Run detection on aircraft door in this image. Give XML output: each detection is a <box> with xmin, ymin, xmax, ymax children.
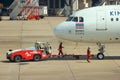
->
<box><xmin>96</xmin><ymin>11</ymin><xmax>107</xmax><ymax>30</ymax></box>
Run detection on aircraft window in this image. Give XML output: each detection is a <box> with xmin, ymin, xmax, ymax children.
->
<box><xmin>116</xmin><ymin>18</ymin><xmax>119</xmax><ymax>21</ymax></box>
<box><xmin>79</xmin><ymin>17</ymin><xmax>84</xmax><ymax>22</ymax></box>
<box><xmin>111</xmin><ymin>18</ymin><xmax>113</xmax><ymax>21</ymax></box>
<box><xmin>66</xmin><ymin>17</ymin><xmax>73</xmax><ymax>21</ymax></box>
<box><xmin>72</xmin><ymin>17</ymin><xmax>78</xmax><ymax>22</ymax></box>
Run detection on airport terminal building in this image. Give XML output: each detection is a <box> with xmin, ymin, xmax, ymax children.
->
<box><xmin>0</xmin><ymin>0</ymin><xmax>120</xmax><ymax>16</ymax></box>
<box><xmin>0</xmin><ymin>0</ymin><xmax>93</xmax><ymax>16</ymax></box>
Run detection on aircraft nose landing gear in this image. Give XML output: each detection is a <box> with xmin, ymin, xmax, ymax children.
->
<box><xmin>97</xmin><ymin>43</ymin><xmax>105</xmax><ymax>60</ymax></box>
<box><xmin>97</xmin><ymin>53</ymin><xmax>104</xmax><ymax>60</ymax></box>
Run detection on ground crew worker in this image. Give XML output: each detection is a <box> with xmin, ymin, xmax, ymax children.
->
<box><xmin>58</xmin><ymin>42</ymin><xmax>64</xmax><ymax>57</ymax></box>
<box><xmin>87</xmin><ymin>47</ymin><xmax>91</xmax><ymax>63</ymax></box>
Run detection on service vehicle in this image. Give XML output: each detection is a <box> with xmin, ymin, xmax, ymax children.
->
<box><xmin>6</xmin><ymin>42</ymin><xmax>52</xmax><ymax>62</ymax></box>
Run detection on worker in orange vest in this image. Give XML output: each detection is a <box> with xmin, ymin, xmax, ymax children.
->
<box><xmin>87</xmin><ymin>47</ymin><xmax>91</xmax><ymax>63</ymax></box>
<box><xmin>58</xmin><ymin>42</ymin><xmax>64</xmax><ymax>57</ymax></box>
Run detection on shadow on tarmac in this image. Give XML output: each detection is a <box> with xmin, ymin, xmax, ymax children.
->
<box><xmin>1</xmin><ymin>55</ymin><xmax>120</xmax><ymax>63</ymax></box>
<box><xmin>48</xmin><ymin>55</ymin><xmax>120</xmax><ymax>60</ymax></box>
<box><xmin>1</xmin><ymin>61</ymin><xmax>29</xmax><ymax>65</ymax></box>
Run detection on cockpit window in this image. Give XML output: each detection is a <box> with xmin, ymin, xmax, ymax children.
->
<box><xmin>66</xmin><ymin>17</ymin><xmax>73</xmax><ymax>21</ymax></box>
<box><xmin>66</xmin><ymin>17</ymin><xmax>78</xmax><ymax>22</ymax></box>
<box><xmin>66</xmin><ymin>16</ymin><xmax>84</xmax><ymax>22</ymax></box>
<box><xmin>79</xmin><ymin>17</ymin><xmax>84</xmax><ymax>22</ymax></box>
<box><xmin>72</xmin><ymin>17</ymin><xmax>78</xmax><ymax>22</ymax></box>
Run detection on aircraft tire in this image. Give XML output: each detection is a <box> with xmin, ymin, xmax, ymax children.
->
<box><xmin>14</xmin><ymin>55</ymin><xmax>22</xmax><ymax>62</ymax></box>
<box><xmin>97</xmin><ymin>53</ymin><xmax>104</xmax><ymax>60</ymax></box>
<box><xmin>33</xmin><ymin>55</ymin><xmax>41</xmax><ymax>61</ymax></box>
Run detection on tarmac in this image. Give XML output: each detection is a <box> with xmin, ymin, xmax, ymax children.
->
<box><xmin>0</xmin><ymin>17</ymin><xmax>120</xmax><ymax>80</ymax></box>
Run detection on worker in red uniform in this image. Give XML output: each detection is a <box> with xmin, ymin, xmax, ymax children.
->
<box><xmin>87</xmin><ymin>47</ymin><xmax>91</xmax><ymax>63</ymax></box>
<box><xmin>58</xmin><ymin>42</ymin><xmax>64</xmax><ymax>57</ymax></box>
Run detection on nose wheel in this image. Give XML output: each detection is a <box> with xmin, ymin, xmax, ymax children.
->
<box><xmin>97</xmin><ymin>42</ymin><xmax>105</xmax><ymax>60</ymax></box>
<box><xmin>97</xmin><ymin>53</ymin><xmax>104</xmax><ymax>60</ymax></box>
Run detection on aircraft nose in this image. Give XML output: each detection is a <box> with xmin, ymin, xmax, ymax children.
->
<box><xmin>54</xmin><ymin>21</ymin><xmax>76</xmax><ymax>41</ymax></box>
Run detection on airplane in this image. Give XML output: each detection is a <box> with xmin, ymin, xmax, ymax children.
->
<box><xmin>54</xmin><ymin>5</ymin><xmax>120</xmax><ymax>60</ymax></box>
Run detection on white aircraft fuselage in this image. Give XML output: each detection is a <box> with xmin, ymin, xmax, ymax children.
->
<box><xmin>54</xmin><ymin>5</ymin><xmax>120</xmax><ymax>43</ymax></box>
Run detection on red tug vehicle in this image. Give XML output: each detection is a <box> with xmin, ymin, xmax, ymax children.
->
<box><xmin>6</xmin><ymin>42</ymin><xmax>52</xmax><ymax>62</ymax></box>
